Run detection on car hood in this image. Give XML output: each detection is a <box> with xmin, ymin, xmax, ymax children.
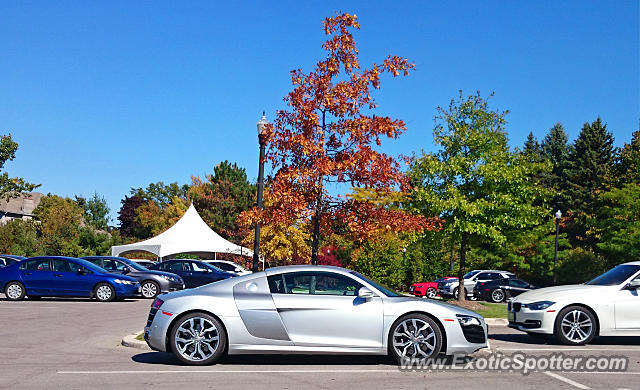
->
<box><xmin>515</xmin><ymin>284</ymin><xmax>616</xmax><ymax>302</ymax></box>
<box><xmin>392</xmin><ymin>296</ymin><xmax>482</xmax><ymax>318</ymax></box>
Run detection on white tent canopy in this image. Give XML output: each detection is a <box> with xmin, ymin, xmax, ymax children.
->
<box><xmin>111</xmin><ymin>204</ymin><xmax>253</xmax><ymax>259</ymax></box>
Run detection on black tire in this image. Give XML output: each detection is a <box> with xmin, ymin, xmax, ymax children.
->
<box><xmin>453</xmin><ymin>287</ymin><xmax>459</xmax><ymax>299</ymax></box>
<box><xmin>388</xmin><ymin>313</ymin><xmax>443</xmax><ymax>364</ymax></box>
<box><xmin>170</xmin><ymin>312</ymin><xmax>227</xmax><ymax>365</ymax></box>
<box><xmin>140</xmin><ymin>281</ymin><xmax>160</xmax><ymax>299</ymax></box>
<box><xmin>554</xmin><ymin>305</ymin><xmax>597</xmax><ymax>345</ymax></box>
<box><xmin>94</xmin><ymin>283</ymin><xmax>116</xmax><ymax>302</ymax></box>
<box><xmin>4</xmin><ymin>281</ymin><xmax>26</xmax><ymax>301</ymax></box>
<box><xmin>490</xmin><ymin>288</ymin><xmax>505</xmax><ymax>303</ymax></box>
<box><xmin>426</xmin><ymin>288</ymin><xmax>437</xmax><ymax>299</ymax></box>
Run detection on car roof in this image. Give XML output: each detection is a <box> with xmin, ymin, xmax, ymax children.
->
<box><xmin>264</xmin><ymin>264</ymin><xmax>352</xmax><ymax>276</ymax></box>
<box><xmin>622</xmin><ymin>261</ymin><xmax>640</xmax><ymax>266</ymax></box>
<box><xmin>0</xmin><ymin>254</ymin><xmax>26</xmax><ymax>260</ymax></box>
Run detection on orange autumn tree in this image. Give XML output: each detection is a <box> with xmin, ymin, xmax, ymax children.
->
<box><xmin>242</xmin><ymin>13</ymin><xmax>439</xmax><ymax>264</ymax></box>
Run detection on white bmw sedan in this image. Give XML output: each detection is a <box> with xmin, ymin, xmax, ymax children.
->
<box><xmin>508</xmin><ymin>261</ymin><xmax>640</xmax><ymax>345</ymax></box>
<box><xmin>144</xmin><ymin>265</ymin><xmax>488</xmax><ymax>365</ymax></box>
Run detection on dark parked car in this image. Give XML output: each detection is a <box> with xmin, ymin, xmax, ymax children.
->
<box><xmin>0</xmin><ymin>256</ymin><xmax>140</xmax><ymax>301</ymax></box>
<box><xmin>81</xmin><ymin>256</ymin><xmax>184</xmax><ymax>299</ymax></box>
<box><xmin>0</xmin><ymin>255</ymin><xmax>25</xmax><ymax>268</ymax></box>
<box><xmin>473</xmin><ymin>277</ymin><xmax>537</xmax><ymax>303</ymax></box>
<box><xmin>149</xmin><ymin>259</ymin><xmax>235</xmax><ymax>288</ymax></box>
<box><xmin>133</xmin><ymin>260</ymin><xmax>156</xmax><ymax>269</ymax></box>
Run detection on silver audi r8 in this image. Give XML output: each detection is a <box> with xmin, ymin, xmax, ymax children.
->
<box><xmin>144</xmin><ymin>265</ymin><xmax>488</xmax><ymax>365</ymax></box>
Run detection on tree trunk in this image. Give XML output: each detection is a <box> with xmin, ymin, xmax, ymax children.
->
<box><xmin>310</xmin><ymin>194</ymin><xmax>322</xmax><ymax>265</ymax></box>
<box><xmin>457</xmin><ymin>232</ymin><xmax>468</xmax><ymax>302</ymax></box>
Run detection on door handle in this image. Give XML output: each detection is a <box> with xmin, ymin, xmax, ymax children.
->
<box><xmin>25</xmin><ymin>272</ymin><xmax>32</xmax><ymax>276</ymax></box>
<box><xmin>54</xmin><ymin>274</ymin><xmax>63</xmax><ymax>277</ymax></box>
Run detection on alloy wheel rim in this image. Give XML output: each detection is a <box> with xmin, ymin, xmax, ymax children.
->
<box><xmin>141</xmin><ymin>283</ymin><xmax>157</xmax><ymax>298</ymax></box>
<box><xmin>392</xmin><ymin>318</ymin><xmax>436</xmax><ymax>359</ymax></box>
<box><xmin>492</xmin><ymin>290</ymin><xmax>504</xmax><ymax>302</ymax></box>
<box><xmin>427</xmin><ymin>288</ymin><xmax>436</xmax><ymax>298</ymax></box>
<box><xmin>7</xmin><ymin>284</ymin><xmax>22</xmax><ymax>299</ymax></box>
<box><xmin>96</xmin><ymin>285</ymin><xmax>112</xmax><ymax>301</ymax></box>
<box><xmin>175</xmin><ymin>317</ymin><xmax>220</xmax><ymax>362</ymax></box>
<box><xmin>560</xmin><ymin>310</ymin><xmax>592</xmax><ymax>343</ymax></box>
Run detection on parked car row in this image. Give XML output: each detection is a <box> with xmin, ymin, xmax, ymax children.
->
<box><xmin>0</xmin><ymin>254</ymin><xmax>250</xmax><ymax>302</ymax></box>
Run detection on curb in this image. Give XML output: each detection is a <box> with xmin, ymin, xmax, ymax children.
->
<box><xmin>121</xmin><ymin>331</ymin><xmax>151</xmax><ymax>350</ymax></box>
<box><xmin>484</xmin><ymin>318</ymin><xmax>508</xmax><ymax>326</ymax></box>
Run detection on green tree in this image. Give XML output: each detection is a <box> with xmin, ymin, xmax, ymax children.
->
<box><xmin>189</xmin><ymin>161</ymin><xmax>256</xmax><ymax>243</ymax></box>
<box><xmin>75</xmin><ymin>192</ymin><xmax>110</xmax><ymax>230</ymax></box>
<box><xmin>351</xmin><ymin>233</ymin><xmax>406</xmax><ymax>290</ymax></box>
<box><xmin>523</xmin><ymin>132</ymin><xmax>544</xmax><ymax>163</ymax></box>
<box><xmin>618</xmin><ymin>129</ymin><xmax>640</xmax><ymax>184</ymax></box>
<box><xmin>0</xmin><ymin>219</ymin><xmax>44</xmax><ymax>256</ymax></box>
<box><xmin>541</xmin><ymin>123</ymin><xmax>571</xmax><ymax>212</ymax></box>
<box><xmin>409</xmin><ymin>91</ymin><xmax>549</xmax><ymax>301</ymax></box>
<box><xmin>0</xmin><ymin>134</ymin><xmax>39</xmax><ymax>199</ymax></box>
<box><xmin>33</xmin><ymin>195</ymin><xmax>85</xmax><ymax>256</ymax></box>
<box><xmin>131</xmin><ymin>181</ymin><xmax>188</xmax><ymax>207</ymax></box>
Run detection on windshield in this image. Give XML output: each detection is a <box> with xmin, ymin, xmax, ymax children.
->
<box><xmin>118</xmin><ymin>257</ymin><xmax>149</xmax><ymax>272</ymax></box>
<box><xmin>74</xmin><ymin>258</ymin><xmax>109</xmax><ymax>273</ymax></box>
<box><xmin>200</xmin><ymin>262</ymin><xmax>224</xmax><ymax>273</ymax></box>
<box><xmin>350</xmin><ymin>271</ymin><xmax>401</xmax><ymax>297</ymax></box>
<box><xmin>464</xmin><ymin>270</ymin><xmax>480</xmax><ymax>279</ymax></box>
<box><xmin>585</xmin><ymin>264</ymin><xmax>640</xmax><ymax>286</ymax></box>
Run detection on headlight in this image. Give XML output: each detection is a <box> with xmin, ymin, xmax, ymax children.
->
<box><xmin>456</xmin><ymin>314</ymin><xmax>482</xmax><ymax>326</ymax></box>
<box><xmin>114</xmin><ymin>279</ymin><xmax>135</xmax><ymax>285</ymax></box>
<box><xmin>160</xmin><ymin>275</ymin><xmax>178</xmax><ymax>283</ymax></box>
<box><xmin>523</xmin><ymin>301</ymin><xmax>555</xmax><ymax>310</ymax></box>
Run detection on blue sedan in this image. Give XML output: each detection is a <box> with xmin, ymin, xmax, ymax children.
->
<box><xmin>149</xmin><ymin>259</ymin><xmax>235</xmax><ymax>288</ymax></box>
<box><xmin>0</xmin><ymin>256</ymin><xmax>140</xmax><ymax>302</ymax></box>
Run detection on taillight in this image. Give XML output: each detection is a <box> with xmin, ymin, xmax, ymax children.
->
<box><xmin>151</xmin><ymin>297</ymin><xmax>164</xmax><ymax>310</ymax></box>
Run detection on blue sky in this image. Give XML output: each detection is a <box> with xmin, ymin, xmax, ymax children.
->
<box><xmin>2</xmin><ymin>1</ymin><xmax>638</xmax><ymax>222</ymax></box>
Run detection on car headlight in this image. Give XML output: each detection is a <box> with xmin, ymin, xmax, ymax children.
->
<box><xmin>523</xmin><ymin>301</ymin><xmax>555</xmax><ymax>310</ymax></box>
<box><xmin>456</xmin><ymin>314</ymin><xmax>482</xmax><ymax>327</ymax></box>
<box><xmin>160</xmin><ymin>275</ymin><xmax>179</xmax><ymax>283</ymax></box>
<box><xmin>114</xmin><ymin>279</ymin><xmax>135</xmax><ymax>285</ymax></box>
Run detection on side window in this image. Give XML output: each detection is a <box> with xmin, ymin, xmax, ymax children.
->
<box><xmin>103</xmin><ymin>259</ymin><xmax>127</xmax><ymax>271</ymax></box>
<box><xmin>22</xmin><ymin>259</ymin><xmax>51</xmax><ymax>271</ymax></box>
<box><xmin>476</xmin><ymin>273</ymin><xmax>490</xmax><ymax>280</ymax></box>
<box><xmin>268</xmin><ymin>274</ymin><xmax>286</xmax><ymax>294</ymax></box>
<box><xmin>215</xmin><ymin>262</ymin><xmax>235</xmax><ymax>271</ymax></box>
<box><xmin>166</xmin><ymin>262</ymin><xmax>184</xmax><ymax>272</ymax></box>
<box><xmin>314</xmin><ymin>273</ymin><xmax>363</xmax><ymax>296</ymax></box>
<box><xmin>284</xmin><ymin>273</ymin><xmax>312</xmax><ymax>294</ymax></box>
<box><xmin>85</xmin><ymin>258</ymin><xmax>102</xmax><ymax>268</ymax></box>
<box><xmin>52</xmin><ymin>259</ymin><xmax>74</xmax><ymax>273</ymax></box>
<box><xmin>191</xmin><ymin>262</ymin><xmax>210</xmax><ymax>272</ymax></box>
<box><xmin>509</xmin><ymin>279</ymin><xmax>529</xmax><ymax>288</ymax></box>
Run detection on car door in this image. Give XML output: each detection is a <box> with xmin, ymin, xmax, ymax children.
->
<box><xmin>615</xmin><ymin>276</ymin><xmax>640</xmax><ymax>330</ymax></box>
<box><xmin>269</xmin><ymin>271</ymin><xmax>384</xmax><ymax>348</ymax></box>
<box><xmin>189</xmin><ymin>261</ymin><xmax>222</xmax><ymax>286</ymax></box>
<box><xmin>103</xmin><ymin>258</ymin><xmax>128</xmax><ymax>275</ymax></box>
<box><xmin>52</xmin><ymin>259</ymin><xmax>95</xmax><ymax>296</ymax></box>
<box><xmin>18</xmin><ymin>259</ymin><xmax>54</xmax><ymax>295</ymax></box>
<box><xmin>164</xmin><ymin>261</ymin><xmax>192</xmax><ymax>287</ymax></box>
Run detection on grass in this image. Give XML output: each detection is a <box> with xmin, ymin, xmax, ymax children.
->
<box><xmin>472</xmin><ymin>302</ymin><xmax>508</xmax><ymax>319</ymax></box>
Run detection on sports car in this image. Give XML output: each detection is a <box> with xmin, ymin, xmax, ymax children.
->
<box><xmin>144</xmin><ymin>265</ymin><xmax>488</xmax><ymax>365</ymax></box>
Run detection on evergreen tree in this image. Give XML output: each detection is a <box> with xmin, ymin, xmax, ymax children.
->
<box><xmin>619</xmin><ymin>129</ymin><xmax>640</xmax><ymax>184</ymax></box>
<box><xmin>541</xmin><ymin>123</ymin><xmax>571</xmax><ymax>212</ymax></box>
<box><xmin>523</xmin><ymin>132</ymin><xmax>544</xmax><ymax>163</ymax></box>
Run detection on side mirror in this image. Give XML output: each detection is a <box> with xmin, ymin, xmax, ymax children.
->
<box><xmin>122</xmin><ymin>268</ymin><xmax>130</xmax><ymax>274</ymax></box>
<box><xmin>76</xmin><ymin>268</ymin><xmax>86</xmax><ymax>275</ymax></box>
<box><xmin>628</xmin><ymin>280</ymin><xmax>640</xmax><ymax>289</ymax></box>
<box><xmin>358</xmin><ymin>287</ymin><xmax>375</xmax><ymax>299</ymax></box>
<box><xmin>234</xmin><ymin>268</ymin><xmax>241</xmax><ymax>273</ymax></box>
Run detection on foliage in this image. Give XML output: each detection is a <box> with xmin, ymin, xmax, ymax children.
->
<box><xmin>131</xmin><ymin>181</ymin><xmax>188</xmax><ymax>207</ymax></box>
<box><xmin>0</xmin><ymin>219</ymin><xmax>43</xmax><ymax>256</ymax></box>
<box><xmin>243</xmin><ymin>221</ymin><xmax>311</xmax><ymax>266</ymax></box>
<box><xmin>0</xmin><ymin>134</ymin><xmax>39</xmax><ymax>199</ymax></box>
<box><xmin>618</xmin><ymin>130</ymin><xmax>640</xmax><ymax>184</ymax></box>
<box><xmin>118</xmin><ymin>195</ymin><xmax>144</xmax><ymax>238</ymax></box>
<box><xmin>241</xmin><ymin>12</ymin><xmax>434</xmax><ymax>265</ymax></box>
<box><xmin>555</xmin><ymin>247</ymin><xmax>605</xmax><ymax>284</ymax></box>
<box><xmin>189</xmin><ymin>161</ymin><xmax>256</xmax><ymax>243</ymax></box>
<box><xmin>75</xmin><ymin>192</ymin><xmax>110</xmax><ymax>230</ymax></box>
<box><xmin>351</xmin><ymin>233</ymin><xmax>406</xmax><ymax>289</ymax></box>
<box><xmin>409</xmin><ymin>91</ymin><xmax>550</xmax><ymax>299</ymax></box>
<box><xmin>135</xmin><ymin>197</ymin><xmax>188</xmax><ymax>238</ymax></box>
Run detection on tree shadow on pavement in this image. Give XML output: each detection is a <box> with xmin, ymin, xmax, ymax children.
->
<box><xmin>490</xmin><ymin>331</ymin><xmax>640</xmax><ymax>346</ymax></box>
<box><xmin>133</xmin><ymin>352</ymin><xmax>394</xmax><ymax>366</ymax></box>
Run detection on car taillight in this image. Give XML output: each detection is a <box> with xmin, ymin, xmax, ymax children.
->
<box><xmin>151</xmin><ymin>297</ymin><xmax>164</xmax><ymax>310</ymax></box>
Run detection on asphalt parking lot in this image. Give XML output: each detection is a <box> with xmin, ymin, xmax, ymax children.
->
<box><xmin>0</xmin><ymin>297</ymin><xmax>638</xmax><ymax>390</ymax></box>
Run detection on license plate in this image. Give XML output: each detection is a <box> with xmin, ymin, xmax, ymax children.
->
<box><xmin>508</xmin><ymin>311</ymin><xmax>515</xmax><ymax>322</ymax></box>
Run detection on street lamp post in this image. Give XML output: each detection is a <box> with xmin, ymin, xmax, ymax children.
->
<box><xmin>553</xmin><ymin>210</ymin><xmax>562</xmax><ymax>285</ymax></box>
<box><xmin>252</xmin><ymin>112</ymin><xmax>269</xmax><ymax>273</ymax></box>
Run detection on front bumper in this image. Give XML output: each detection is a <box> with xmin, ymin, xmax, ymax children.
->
<box><xmin>115</xmin><ymin>283</ymin><xmax>141</xmax><ymax>298</ymax></box>
<box><xmin>443</xmin><ymin>318</ymin><xmax>488</xmax><ymax>355</ymax></box>
<box><xmin>507</xmin><ymin>304</ymin><xmax>556</xmax><ymax>334</ymax></box>
<box><xmin>160</xmin><ymin>280</ymin><xmax>185</xmax><ymax>293</ymax></box>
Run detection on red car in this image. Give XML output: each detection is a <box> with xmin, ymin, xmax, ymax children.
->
<box><xmin>410</xmin><ymin>277</ymin><xmax>457</xmax><ymax>298</ymax></box>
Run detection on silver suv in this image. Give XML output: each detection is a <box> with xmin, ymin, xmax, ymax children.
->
<box><xmin>437</xmin><ymin>270</ymin><xmax>515</xmax><ymax>300</ymax></box>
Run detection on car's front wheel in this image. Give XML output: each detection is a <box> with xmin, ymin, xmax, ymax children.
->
<box><xmin>389</xmin><ymin>314</ymin><xmax>442</xmax><ymax>363</ymax></box>
<box><xmin>554</xmin><ymin>306</ymin><xmax>596</xmax><ymax>345</ymax></box>
<box><xmin>426</xmin><ymin>288</ymin><xmax>437</xmax><ymax>299</ymax></box>
<box><xmin>94</xmin><ymin>283</ymin><xmax>115</xmax><ymax>302</ymax></box>
<box><xmin>140</xmin><ymin>281</ymin><xmax>159</xmax><ymax>299</ymax></box>
<box><xmin>5</xmin><ymin>281</ymin><xmax>25</xmax><ymax>301</ymax></box>
<box><xmin>170</xmin><ymin>312</ymin><xmax>227</xmax><ymax>365</ymax></box>
<box><xmin>490</xmin><ymin>288</ymin><xmax>505</xmax><ymax>303</ymax></box>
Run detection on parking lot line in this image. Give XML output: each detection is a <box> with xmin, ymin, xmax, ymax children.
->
<box><xmin>544</xmin><ymin>371</ymin><xmax>590</xmax><ymax>389</ymax></box>
<box><xmin>496</xmin><ymin>347</ymin><xmax>640</xmax><ymax>352</ymax></box>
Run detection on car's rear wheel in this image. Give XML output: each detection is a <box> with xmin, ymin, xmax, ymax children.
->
<box><xmin>140</xmin><ymin>281</ymin><xmax>159</xmax><ymax>299</ymax></box>
<box><xmin>5</xmin><ymin>281</ymin><xmax>25</xmax><ymax>301</ymax></box>
<box><xmin>554</xmin><ymin>306</ymin><xmax>596</xmax><ymax>345</ymax></box>
<box><xmin>389</xmin><ymin>314</ymin><xmax>442</xmax><ymax>363</ymax></box>
<box><xmin>426</xmin><ymin>288</ymin><xmax>437</xmax><ymax>299</ymax></box>
<box><xmin>490</xmin><ymin>288</ymin><xmax>505</xmax><ymax>303</ymax></box>
<box><xmin>94</xmin><ymin>283</ymin><xmax>115</xmax><ymax>302</ymax></box>
<box><xmin>170</xmin><ymin>312</ymin><xmax>226</xmax><ymax>365</ymax></box>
